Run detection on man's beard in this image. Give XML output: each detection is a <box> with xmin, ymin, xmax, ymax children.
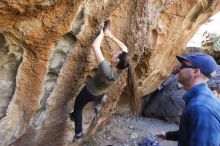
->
<box><xmin>178</xmin><ymin>73</ymin><xmax>191</xmax><ymax>87</ymax></box>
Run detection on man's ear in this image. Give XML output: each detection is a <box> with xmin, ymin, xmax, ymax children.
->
<box><xmin>193</xmin><ymin>69</ymin><xmax>201</xmax><ymax>76</ymax></box>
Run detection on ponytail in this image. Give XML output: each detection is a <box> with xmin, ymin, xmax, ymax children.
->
<box><xmin>127</xmin><ymin>64</ymin><xmax>141</xmax><ymax>117</ymax></box>
<box><xmin>116</xmin><ymin>52</ymin><xmax>141</xmax><ymax>116</ymax></box>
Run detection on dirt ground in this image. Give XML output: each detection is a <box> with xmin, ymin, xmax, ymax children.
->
<box><xmin>83</xmin><ymin>113</ymin><xmax>178</xmax><ymax>146</ymax></box>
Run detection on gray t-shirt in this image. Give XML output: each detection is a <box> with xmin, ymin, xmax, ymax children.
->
<box><xmin>86</xmin><ymin>60</ymin><xmax>121</xmax><ymax>96</ymax></box>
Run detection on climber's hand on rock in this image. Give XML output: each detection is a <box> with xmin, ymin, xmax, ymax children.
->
<box><xmin>104</xmin><ymin>29</ymin><xmax>113</xmax><ymax>39</ymax></box>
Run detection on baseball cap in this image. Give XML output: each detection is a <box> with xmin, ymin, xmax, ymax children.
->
<box><xmin>176</xmin><ymin>53</ymin><xmax>218</xmax><ymax>78</ymax></box>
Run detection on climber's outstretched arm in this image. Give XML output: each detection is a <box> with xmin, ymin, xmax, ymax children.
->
<box><xmin>92</xmin><ymin>30</ymin><xmax>105</xmax><ymax>64</ymax></box>
<box><xmin>104</xmin><ymin>29</ymin><xmax>128</xmax><ymax>53</ymax></box>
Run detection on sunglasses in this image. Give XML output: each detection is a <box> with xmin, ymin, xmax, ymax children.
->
<box><xmin>179</xmin><ymin>63</ymin><xmax>198</xmax><ymax>69</ymax></box>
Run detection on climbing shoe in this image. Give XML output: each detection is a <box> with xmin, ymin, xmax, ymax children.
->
<box><xmin>73</xmin><ymin>132</ymin><xmax>85</xmax><ymax>142</ymax></box>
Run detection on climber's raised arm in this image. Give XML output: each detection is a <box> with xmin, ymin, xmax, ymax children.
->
<box><xmin>92</xmin><ymin>30</ymin><xmax>105</xmax><ymax>64</ymax></box>
<box><xmin>104</xmin><ymin>28</ymin><xmax>128</xmax><ymax>53</ymax></box>
<box><xmin>103</xmin><ymin>21</ymin><xmax>128</xmax><ymax>53</ymax></box>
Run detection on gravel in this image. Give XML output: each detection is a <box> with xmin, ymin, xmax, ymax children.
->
<box><xmin>83</xmin><ymin>113</ymin><xmax>178</xmax><ymax>146</ymax></box>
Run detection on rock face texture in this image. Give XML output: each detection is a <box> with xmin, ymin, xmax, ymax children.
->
<box><xmin>142</xmin><ymin>74</ymin><xmax>185</xmax><ymax>124</ymax></box>
<box><xmin>0</xmin><ymin>0</ymin><xmax>220</xmax><ymax>145</ymax></box>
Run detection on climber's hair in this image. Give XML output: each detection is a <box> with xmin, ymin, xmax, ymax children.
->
<box><xmin>117</xmin><ymin>51</ymin><xmax>129</xmax><ymax>70</ymax></box>
<box><xmin>117</xmin><ymin>52</ymin><xmax>141</xmax><ymax>116</ymax></box>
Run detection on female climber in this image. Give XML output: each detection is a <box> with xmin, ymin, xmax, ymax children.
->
<box><xmin>69</xmin><ymin>20</ymin><xmax>139</xmax><ymax>141</ymax></box>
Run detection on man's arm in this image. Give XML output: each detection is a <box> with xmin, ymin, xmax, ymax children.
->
<box><xmin>155</xmin><ymin>130</ymin><xmax>178</xmax><ymax>141</ymax></box>
<box><xmin>165</xmin><ymin>130</ymin><xmax>179</xmax><ymax>141</ymax></box>
<box><xmin>188</xmin><ymin>106</ymin><xmax>219</xmax><ymax>146</ymax></box>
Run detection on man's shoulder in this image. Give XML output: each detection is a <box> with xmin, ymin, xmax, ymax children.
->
<box><xmin>187</xmin><ymin>90</ymin><xmax>215</xmax><ymax>104</ymax></box>
<box><xmin>187</xmin><ymin>93</ymin><xmax>220</xmax><ymax>113</ymax></box>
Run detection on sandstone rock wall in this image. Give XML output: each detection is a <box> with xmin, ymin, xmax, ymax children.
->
<box><xmin>0</xmin><ymin>0</ymin><xmax>219</xmax><ymax>145</ymax></box>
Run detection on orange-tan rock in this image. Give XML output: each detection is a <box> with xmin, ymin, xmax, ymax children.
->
<box><xmin>0</xmin><ymin>0</ymin><xmax>219</xmax><ymax>145</ymax></box>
